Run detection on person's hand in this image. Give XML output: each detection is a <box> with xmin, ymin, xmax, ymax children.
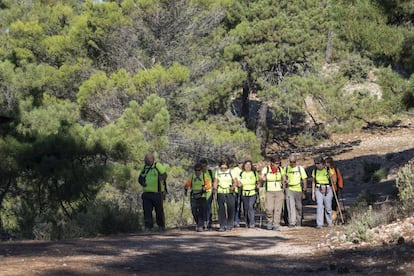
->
<box><xmin>312</xmin><ymin>193</ymin><xmax>315</xmax><ymax>202</ymax></box>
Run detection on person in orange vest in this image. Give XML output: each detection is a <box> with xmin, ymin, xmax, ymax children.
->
<box><xmin>184</xmin><ymin>163</ymin><xmax>211</xmax><ymax>232</ymax></box>
<box><xmin>325</xmin><ymin>156</ymin><xmax>344</xmax><ymax>223</ymax></box>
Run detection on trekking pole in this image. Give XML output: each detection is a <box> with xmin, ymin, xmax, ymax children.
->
<box><xmin>332</xmin><ymin>187</ymin><xmax>344</xmax><ymax>224</ymax></box>
<box><xmin>178</xmin><ymin>192</ymin><xmax>186</xmax><ymax>230</ymax></box>
<box><xmin>212</xmin><ymin>191</ymin><xmax>219</xmax><ymax>228</ymax></box>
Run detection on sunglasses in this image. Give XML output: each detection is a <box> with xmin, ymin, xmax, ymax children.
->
<box><xmin>195</xmin><ymin>169</ymin><xmax>201</xmax><ymax>172</ymax></box>
<box><xmin>220</xmin><ymin>166</ymin><xmax>228</xmax><ymax>170</ymax></box>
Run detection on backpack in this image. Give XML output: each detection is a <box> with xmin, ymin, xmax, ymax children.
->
<box><xmin>332</xmin><ymin>166</ymin><xmax>343</xmax><ymax>189</ymax></box>
<box><xmin>139</xmin><ymin>162</ymin><xmax>168</xmax><ymax>193</ymax></box>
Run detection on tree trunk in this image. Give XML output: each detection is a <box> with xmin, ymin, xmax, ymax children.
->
<box><xmin>325</xmin><ymin>30</ymin><xmax>334</xmax><ymax>63</ymax></box>
<box><xmin>256</xmin><ymin>102</ymin><xmax>268</xmax><ymax>156</ymax></box>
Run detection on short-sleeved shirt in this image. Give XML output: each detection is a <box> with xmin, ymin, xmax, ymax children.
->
<box><xmin>312</xmin><ymin>167</ymin><xmax>331</xmax><ymax>186</ymax></box>
<box><xmin>286</xmin><ymin>165</ymin><xmax>307</xmax><ymax>192</ymax></box>
<box><xmin>261</xmin><ymin>166</ymin><xmax>285</xmax><ymax>192</ymax></box>
<box><xmin>215</xmin><ymin>169</ymin><xmax>233</xmax><ymax>194</ymax></box>
<box><xmin>139</xmin><ymin>162</ymin><xmax>166</xmax><ymax>193</ymax></box>
<box><xmin>239</xmin><ymin>171</ymin><xmax>258</xmax><ymax>196</ymax></box>
<box><xmin>185</xmin><ymin>174</ymin><xmax>211</xmax><ymax>198</ymax></box>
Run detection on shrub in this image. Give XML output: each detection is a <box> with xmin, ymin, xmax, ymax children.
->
<box><xmin>372</xmin><ymin>168</ymin><xmax>387</xmax><ymax>182</ymax></box>
<box><xmin>396</xmin><ymin>160</ymin><xmax>414</xmax><ymax>216</ymax></box>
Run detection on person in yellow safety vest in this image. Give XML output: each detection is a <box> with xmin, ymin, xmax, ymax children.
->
<box><xmin>325</xmin><ymin>156</ymin><xmax>343</xmax><ymax>223</ymax></box>
<box><xmin>285</xmin><ymin>154</ymin><xmax>308</xmax><ymax>228</ymax></box>
<box><xmin>232</xmin><ymin>159</ymin><xmax>244</xmax><ymax>227</ymax></box>
<box><xmin>311</xmin><ymin>156</ymin><xmax>336</xmax><ymax>229</ymax></box>
<box><xmin>200</xmin><ymin>159</ymin><xmax>214</xmax><ymax>230</ymax></box>
<box><xmin>260</xmin><ymin>155</ymin><xmax>287</xmax><ymax>231</ymax></box>
<box><xmin>185</xmin><ymin>163</ymin><xmax>211</xmax><ymax>232</ymax></box>
<box><xmin>213</xmin><ymin>160</ymin><xmax>235</xmax><ymax>232</ymax></box>
<box><xmin>138</xmin><ymin>152</ymin><xmax>168</xmax><ymax>232</ymax></box>
<box><xmin>238</xmin><ymin>160</ymin><xmax>260</xmax><ymax>228</ymax></box>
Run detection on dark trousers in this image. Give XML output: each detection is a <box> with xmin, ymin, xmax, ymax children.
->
<box><xmin>234</xmin><ymin>192</ymin><xmax>242</xmax><ymax>226</ymax></box>
<box><xmin>191</xmin><ymin>197</ymin><xmax>207</xmax><ymax>228</ymax></box>
<box><xmin>217</xmin><ymin>193</ymin><xmax>235</xmax><ymax>229</ymax></box>
<box><xmin>205</xmin><ymin>193</ymin><xmax>213</xmax><ymax>227</ymax></box>
<box><xmin>241</xmin><ymin>195</ymin><xmax>257</xmax><ymax>227</ymax></box>
<box><xmin>142</xmin><ymin>192</ymin><xmax>165</xmax><ymax>229</ymax></box>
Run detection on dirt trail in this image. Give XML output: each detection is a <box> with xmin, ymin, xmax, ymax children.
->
<box><xmin>1</xmin><ymin>120</ymin><xmax>414</xmax><ymax>275</ymax></box>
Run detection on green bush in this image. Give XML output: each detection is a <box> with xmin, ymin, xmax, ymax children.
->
<box><xmin>345</xmin><ymin>205</ymin><xmax>374</xmax><ymax>242</ymax></box>
<box><xmin>372</xmin><ymin>168</ymin><xmax>387</xmax><ymax>182</ymax></box>
<box><xmin>396</xmin><ymin>160</ymin><xmax>414</xmax><ymax>216</ymax></box>
<box><xmin>339</xmin><ymin>54</ymin><xmax>373</xmax><ymax>83</ymax></box>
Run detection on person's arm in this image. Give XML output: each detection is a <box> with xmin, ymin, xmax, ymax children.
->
<box><xmin>301</xmin><ymin>166</ymin><xmax>308</xmax><ymax>191</ymax></box>
<box><xmin>155</xmin><ymin>163</ymin><xmax>167</xmax><ymax>181</ymax></box>
<box><xmin>213</xmin><ymin>177</ymin><xmax>218</xmax><ymax>191</ymax></box>
<box><xmin>184</xmin><ymin>178</ymin><xmax>191</xmax><ymax>195</ymax></box>
<box><xmin>204</xmin><ymin>178</ymin><xmax>211</xmax><ymax>191</ymax></box>
<box><xmin>311</xmin><ymin>177</ymin><xmax>316</xmax><ymax>201</ymax></box>
<box><xmin>260</xmin><ymin>167</ymin><xmax>267</xmax><ymax>182</ymax></box>
<box><xmin>281</xmin><ymin>174</ymin><xmax>287</xmax><ymax>189</ymax></box>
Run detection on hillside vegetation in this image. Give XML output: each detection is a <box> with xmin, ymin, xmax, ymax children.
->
<box><xmin>0</xmin><ymin>0</ymin><xmax>413</xmax><ymax>239</ymax></box>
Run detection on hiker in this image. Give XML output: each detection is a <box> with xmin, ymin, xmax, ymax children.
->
<box><xmin>325</xmin><ymin>156</ymin><xmax>344</xmax><ymax>224</ymax></box>
<box><xmin>238</xmin><ymin>160</ymin><xmax>260</xmax><ymax>228</ymax></box>
<box><xmin>138</xmin><ymin>152</ymin><xmax>168</xmax><ymax>232</ymax></box>
<box><xmin>232</xmin><ymin>159</ymin><xmax>244</xmax><ymax>227</ymax></box>
<box><xmin>285</xmin><ymin>154</ymin><xmax>308</xmax><ymax>227</ymax></box>
<box><xmin>311</xmin><ymin>156</ymin><xmax>336</xmax><ymax>228</ymax></box>
<box><xmin>260</xmin><ymin>155</ymin><xmax>287</xmax><ymax>231</ymax></box>
<box><xmin>200</xmin><ymin>159</ymin><xmax>214</xmax><ymax>230</ymax></box>
<box><xmin>213</xmin><ymin>160</ymin><xmax>235</xmax><ymax>232</ymax></box>
<box><xmin>185</xmin><ymin>163</ymin><xmax>211</xmax><ymax>232</ymax></box>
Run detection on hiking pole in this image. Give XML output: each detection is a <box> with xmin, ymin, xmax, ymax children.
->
<box><xmin>332</xmin><ymin>187</ymin><xmax>344</xmax><ymax>224</ymax></box>
<box><xmin>212</xmin><ymin>190</ymin><xmax>219</xmax><ymax>228</ymax></box>
<box><xmin>178</xmin><ymin>191</ymin><xmax>186</xmax><ymax>230</ymax></box>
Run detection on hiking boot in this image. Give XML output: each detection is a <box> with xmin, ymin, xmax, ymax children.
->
<box><xmin>144</xmin><ymin>227</ymin><xmax>152</xmax><ymax>233</ymax></box>
<box><xmin>158</xmin><ymin>226</ymin><xmax>166</xmax><ymax>232</ymax></box>
<box><xmin>218</xmin><ymin>228</ymin><xmax>226</xmax><ymax>232</ymax></box>
<box><xmin>249</xmin><ymin>224</ymin><xmax>256</xmax><ymax>228</ymax></box>
<box><xmin>316</xmin><ymin>225</ymin><xmax>322</xmax><ymax>229</ymax></box>
<box><xmin>227</xmin><ymin>227</ymin><xmax>233</xmax><ymax>231</ymax></box>
<box><xmin>234</xmin><ymin>223</ymin><xmax>240</xmax><ymax>228</ymax></box>
<box><xmin>196</xmin><ymin>227</ymin><xmax>203</xmax><ymax>232</ymax></box>
<box><xmin>272</xmin><ymin>226</ymin><xmax>280</xmax><ymax>231</ymax></box>
<box><xmin>266</xmin><ymin>223</ymin><xmax>273</xmax><ymax>230</ymax></box>
<box><xmin>288</xmin><ymin>224</ymin><xmax>295</xmax><ymax>228</ymax></box>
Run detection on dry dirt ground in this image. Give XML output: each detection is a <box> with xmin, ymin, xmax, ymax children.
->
<box><xmin>1</xmin><ymin>118</ymin><xmax>414</xmax><ymax>275</ymax></box>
